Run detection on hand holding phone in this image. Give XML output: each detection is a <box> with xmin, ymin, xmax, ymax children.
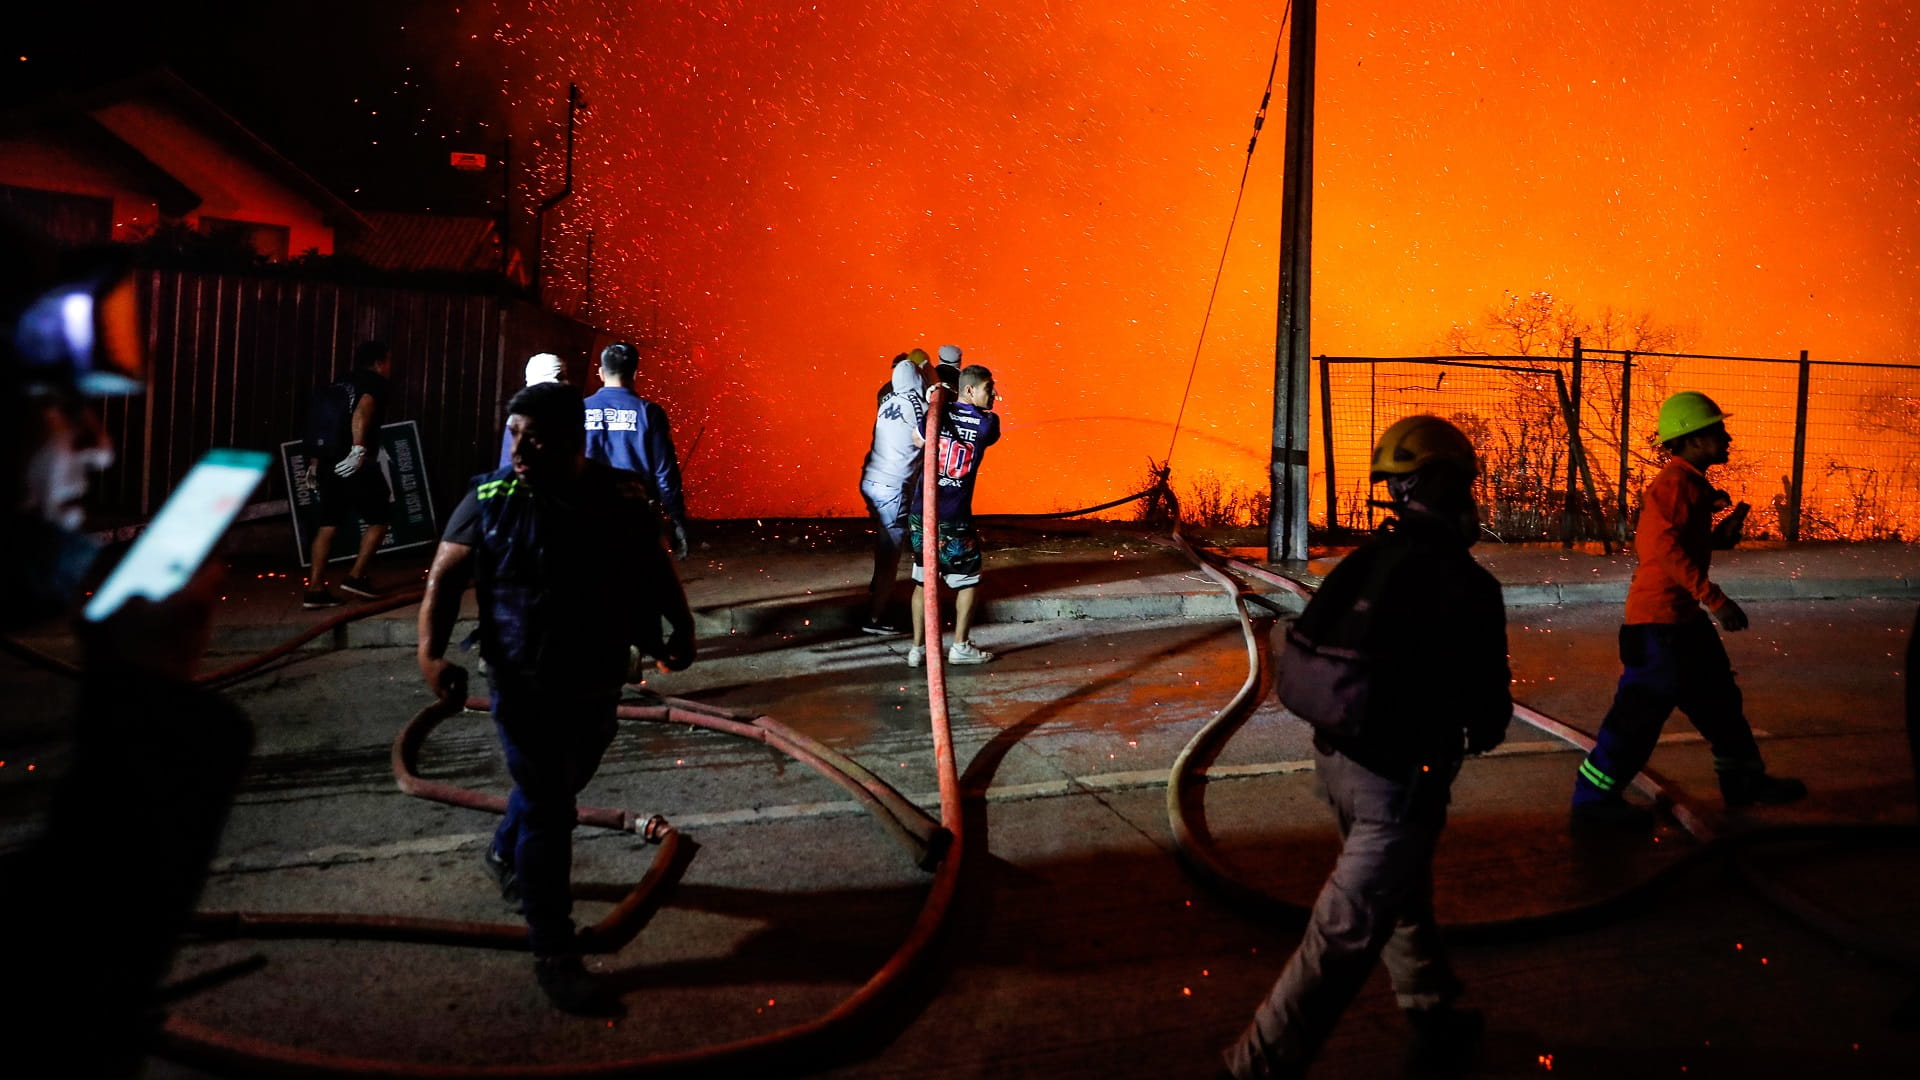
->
<box><xmin>84</xmin><ymin>448</ymin><xmax>270</xmax><ymax>622</ymax></box>
<box><xmin>80</xmin><ymin>561</ymin><xmax>221</xmax><ymax>680</ymax></box>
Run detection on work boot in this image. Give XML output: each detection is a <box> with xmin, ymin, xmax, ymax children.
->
<box><xmin>1569</xmin><ymin>797</ymin><xmax>1655</xmax><ymax>835</ymax></box>
<box><xmin>1719</xmin><ymin>771</ymin><xmax>1808</xmax><ymax>808</ymax></box>
<box><xmin>533</xmin><ymin>954</ymin><xmax>624</xmax><ymax>1017</ymax></box>
<box><xmin>482</xmin><ymin>846</ymin><xmax>524</xmax><ymax>911</ymax></box>
<box><xmin>1404</xmin><ymin>1006</ymin><xmax>1484</xmax><ymax>1076</ymax></box>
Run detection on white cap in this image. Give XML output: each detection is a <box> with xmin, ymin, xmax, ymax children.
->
<box><xmin>938</xmin><ymin>344</ymin><xmax>962</xmax><ymax>365</ymax></box>
<box><xmin>525</xmin><ymin>353</ymin><xmax>563</xmax><ymax>385</ymax></box>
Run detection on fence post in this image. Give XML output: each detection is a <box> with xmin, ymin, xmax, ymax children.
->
<box><xmin>1787</xmin><ymin>349</ymin><xmax>1810</xmax><ymax>543</ymax></box>
<box><xmin>1617</xmin><ymin>350</ymin><xmax>1633</xmax><ymax>541</ymax></box>
<box><xmin>1319</xmin><ymin>356</ymin><xmax>1337</xmax><ymax>532</ymax></box>
<box><xmin>1564</xmin><ymin>338</ymin><xmax>1583</xmax><ymax>546</ymax></box>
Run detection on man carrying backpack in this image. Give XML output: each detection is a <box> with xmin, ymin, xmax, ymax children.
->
<box><xmin>1221</xmin><ymin>415</ymin><xmax>1510</xmax><ymax>1080</ymax></box>
<box><xmin>302</xmin><ymin>340</ymin><xmax>394</xmax><ymax>608</ymax></box>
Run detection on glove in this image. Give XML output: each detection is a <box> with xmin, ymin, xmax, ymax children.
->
<box><xmin>671</xmin><ymin>521</ymin><xmax>690</xmax><ymax>560</ymax></box>
<box><xmin>333</xmin><ymin>445</ymin><xmax>368</xmax><ymax>477</ymax></box>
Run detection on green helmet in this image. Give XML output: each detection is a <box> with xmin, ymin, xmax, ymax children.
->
<box><xmin>1656</xmin><ymin>391</ymin><xmax>1731</xmax><ymax>444</ymax></box>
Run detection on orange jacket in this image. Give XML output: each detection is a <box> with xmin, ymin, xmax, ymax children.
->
<box><xmin>1625</xmin><ymin>457</ymin><xmax>1729</xmax><ymax>624</ymax></box>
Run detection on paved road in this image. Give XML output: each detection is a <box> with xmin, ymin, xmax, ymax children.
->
<box><xmin>5</xmin><ymin>596</ymin><xmax>1918</xmax><ymax>1078</ymax></box>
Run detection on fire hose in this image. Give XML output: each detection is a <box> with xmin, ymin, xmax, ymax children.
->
<box><xmin>1160</xmin><ymin>531</ymin><xmax>1920</xmax><ymax>995</ymax></box>
<box><xmin>5</xmin><ymin>393</ymin><xmax>973</xmax><ymax>1076</ymax></box>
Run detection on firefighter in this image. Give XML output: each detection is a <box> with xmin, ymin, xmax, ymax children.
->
<box><xmin>417</xmin><ymin>381</ymin><xmax>694</xmax><ymax>1014</ymax></box>
<box><xmin>1222</xmin><ymin>415</ymin><xmax>1511</xmax><ymax>1079</ymax></box>
<box><xmin>1571</xmin><ymin>391</ymin><xmax>1805</xmax><ymax>831</ymax></box>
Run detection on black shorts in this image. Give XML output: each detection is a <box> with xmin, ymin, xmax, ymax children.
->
<box><xmin>312</xmin><ymin>454</ymin><xmax>392</xmax><ymax>530</ymax></box>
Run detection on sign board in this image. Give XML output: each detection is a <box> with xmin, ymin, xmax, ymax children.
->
<box><xmin>449</xmin><ymin>151</ymin><xmax>489</xmax><ymax>171</ymax></box>
<box><xmin>280</xmin><ymin>421</ymin><xmax>439</xmax><ymax>566</ymax></box>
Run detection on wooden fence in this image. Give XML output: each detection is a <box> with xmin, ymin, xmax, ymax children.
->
<box><xmin>92</xmin><ymin>269</ymin><xmax>601</xmax><ymax>526</ymax></box>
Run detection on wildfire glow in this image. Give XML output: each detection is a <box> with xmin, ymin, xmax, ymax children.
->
<box><xmin>442</xmin><ymin>1</ymin><xmax>1920</xmax><ymax>517</ymax></box>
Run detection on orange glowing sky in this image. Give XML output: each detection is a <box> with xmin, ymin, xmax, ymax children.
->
<box><xmin>455</xmin><ymin>1</ymin><xmax>1920</xmax><ymax>517</ymax></box>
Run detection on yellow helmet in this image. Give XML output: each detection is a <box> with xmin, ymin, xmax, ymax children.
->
<box><xmin>1370</xmin><ymin>415</ymin><xmax>1478</xmax><ymax>481</ymax></box>
<box><xmin>1655</xmin><ymin>391</ymin><xmax>1731</xmax><ymax>443</ymax></box>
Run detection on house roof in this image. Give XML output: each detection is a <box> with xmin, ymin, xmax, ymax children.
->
<box><xmin>346</xmin><ymin>211</ymin><xmax>504</xmax><ymax>274</ymax></box>
<box><xmin>0</xmin><ymin>107</ymin><xmax>202</xmax><ymax>216</ymax></box>
<box><xmin>70</xmin><ymin>69</ymin><xmax>369</xmax><ymax>235</ymax></box>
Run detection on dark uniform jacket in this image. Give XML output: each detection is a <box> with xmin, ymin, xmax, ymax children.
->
<box><xmin>1291</xmin><ymin>512</ymin><xmax>1512</xmax><ymax>777</ymax></box>
<box><xmin>448</xmin><ymin>461</ymin><xmax>684</xmax><ymax>695</ymax></box>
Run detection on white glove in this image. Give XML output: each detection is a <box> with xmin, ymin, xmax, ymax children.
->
<box><xmin>333</xmin><ymin>445</ymin><xmax>368</xmax><ymax>477</ymax></box>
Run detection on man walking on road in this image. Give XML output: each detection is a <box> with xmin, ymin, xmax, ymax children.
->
<box><xmin>1570</xmin><ymin>391</ymin><xmax>1806</xmax><ymax>831</ymax></box>
<box><xmin>583</xmin><ymin>341</ymin><xmax>690</xmax><ymax>558</ymax></box>
<box><xmin>417</xmin><ymin>381</ymin><xmax>694</xmax><ymax>1015</ymax></box>
<box><xmin>1223</xmin><ymin>415</ymin><xmax>1510</xmax><ymax>1080</ymax></box>
<box><xmin>302</xmin><ymin>341</ymin><xmax>395</xmax><ymax>607</ymax></box>
<box><xmin>908</xmin><ymin>363</ymin><xmax>1000</xmax><ymax>667</ymax></box>
<box><xmin>860</xmin><ymin>349</ymin><xmax>929</xmax><ymax>634</ymax></box>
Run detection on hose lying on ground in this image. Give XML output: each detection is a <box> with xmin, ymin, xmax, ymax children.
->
<box><xmin>1162</xmin><ymin>533</ymin><xmax>1920</xmax><ymax>973</ymax></box>
<box><xmin>8</xmin><ymin>408</ymin><xmax>975</xmax><ymax>1077</ymax></box>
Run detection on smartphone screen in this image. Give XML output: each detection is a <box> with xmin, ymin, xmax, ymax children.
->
<box><xmin>84</xmin><ymin>448</ymin><xmax>271</xmax><ymax>621</ymax></box>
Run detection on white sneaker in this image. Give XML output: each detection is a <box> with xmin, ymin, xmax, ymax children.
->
<box><xmin>947</xmin><ymin>640</ymin><xmax>995</xmax><ymax>665</ymax></box>
<box><xmin>906</xmin><ymin>645</ymin><xmax>924</xmax><ymax>668</ymax></box>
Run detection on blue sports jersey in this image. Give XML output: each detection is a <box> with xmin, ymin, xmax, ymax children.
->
<box><xmin>582</xmin><ymin>385</ymin><xmax>686</xmax><ymax>526</ymax></box>
<box><xmin>910</xmin><ymin>401</ymin><xmax>1000</xmax><ymax>521</ymax></box>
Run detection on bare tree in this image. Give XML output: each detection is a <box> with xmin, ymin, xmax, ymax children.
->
<box><xmin>1441</xmin><ymin>291</ymin><xmax>1691</xmax><ymax>538</ymax></box>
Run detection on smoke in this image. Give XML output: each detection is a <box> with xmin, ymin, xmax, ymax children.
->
<box><xmin>445</xmin><ymin>1</ymin><xmax>1919</xmax><ymax>517</ymax></box>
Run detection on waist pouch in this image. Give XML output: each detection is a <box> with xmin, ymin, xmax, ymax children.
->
<box><xmin>1276</xmin><ymin>626</ymin><xmax>1377</xmax><ymax>738</ymax></box>
<box><xmin>1273</xmin><ymin>537</ymin><xmax>1413</xmax><ymax>738</ymax></box>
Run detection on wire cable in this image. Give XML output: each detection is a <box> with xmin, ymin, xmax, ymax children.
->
<box><xmin>1166</xmin><ymin>6</ymin><xmax>1290</xmax><ymax>465</ymax></box>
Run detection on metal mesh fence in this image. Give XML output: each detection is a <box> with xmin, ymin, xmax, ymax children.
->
<box><xmin>1319</xmin><ymin>349</ymin><xmax>1920</xmax><ymax>543</ymax></box>
<box><xmin>1322</xmin><ymin>358</ymin><xmax>1580</xmax><ymax>540</ymax></box>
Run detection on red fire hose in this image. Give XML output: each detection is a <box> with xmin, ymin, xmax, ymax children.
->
<box><xmin>145</xmin><ymin>392</ymin><xmax>973</xmax><ymax>1076</ymax></box>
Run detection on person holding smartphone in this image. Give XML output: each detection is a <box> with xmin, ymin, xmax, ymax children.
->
<box><xmin>0</xmin><ymin>246</ymin><xmax>252</xmax><ymax>1076</ymax></box>
<box><xmin>417</xmin><ymin>381</ymin><xmax>694</xmax><ymax>1015</ymax></box>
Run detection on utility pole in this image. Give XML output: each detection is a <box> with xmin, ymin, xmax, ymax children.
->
<box><xmin>1267</xmin><ymin>0</ymin><xmax>1317</xmax><ymax>563</ymax></box>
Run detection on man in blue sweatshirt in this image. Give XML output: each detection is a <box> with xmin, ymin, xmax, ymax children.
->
<box><xmin>583</xmin><ymin>342</ymin><xmax>689</xmax><ymax>557</ymax></box>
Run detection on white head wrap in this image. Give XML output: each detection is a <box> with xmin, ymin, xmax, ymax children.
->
<box><xmin>524</xmin><ymin>353</ymin><xmax>563</xmax><ymax>386</ymax></box>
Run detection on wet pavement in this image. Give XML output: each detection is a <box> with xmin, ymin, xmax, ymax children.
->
<box><xmin>3</xmin><ymin>521</ymin><xmax>1919</xmax><ymax>1078</ymax></box>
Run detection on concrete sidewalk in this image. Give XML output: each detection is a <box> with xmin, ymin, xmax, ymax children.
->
<box><xmin>23</xmin><ymin>519</ymin><xmax>1920</xmax><ymax>656</ymax></box>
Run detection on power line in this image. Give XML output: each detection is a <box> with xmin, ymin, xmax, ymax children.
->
<box><xmin>1165</xmin><ymin>2</ymin><xmax>1290</xmax><ymax>465</ymax></box>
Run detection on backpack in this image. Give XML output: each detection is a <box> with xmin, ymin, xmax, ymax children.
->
<box><xmin>1273</xmin><ymin>535</ymin><xmax>1413</xmax><ymax>738</ymax></box>
<box><xmin>302</xmin><ymin>376</ymin><xmax>357</xmax><ymax>456</ymax></box>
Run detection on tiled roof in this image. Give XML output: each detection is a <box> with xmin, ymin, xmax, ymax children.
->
<box><xmin>346</xmin><ymin>211</ymin><xmax>502</xmax><ymax>273</ymax></box>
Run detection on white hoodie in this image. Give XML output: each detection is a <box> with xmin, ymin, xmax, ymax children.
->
<box><xmin>861</xmin><ymin>358</ymin><xmax>928</xmax><ymax>489</ymax></box>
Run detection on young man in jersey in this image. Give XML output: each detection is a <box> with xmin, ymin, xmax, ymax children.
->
<box><xmin>583</xmin><ymin>341</ymin><xmax>690</xmax><ymax>558</ymax></box>
<box><xmin>860</xmin><ymin>350</ymin><xmax>929</xmax><ymax>634</ymax></box>
<box><xmin>907</xmin><ymin>364</ymin><xmax>1000</xmax><ymax>666</ymax></box>
<box><xmin>304</xmin><ymin>341</ymin><xmax>394</xmax><ymax>607</ymax></box>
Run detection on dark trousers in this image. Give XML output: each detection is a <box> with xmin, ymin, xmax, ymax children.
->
<box><xmin>1224</xmin><ymin>748</ymin><xmax>1463</xmax><ymax>1079</ymax></box>
<box><xmin>1573</xmin><ymin>617</ymin><xmax>1762</xmax><ymax>805</ymax></box>
<box><xmin>490</xmin><ymin>686</ymin><xmax>619</xmax><ymax>957</ymax></box>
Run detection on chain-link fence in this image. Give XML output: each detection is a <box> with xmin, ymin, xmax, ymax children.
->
<box><xmin>1320</xmin><ymin>347</ymin><xmax>1920</xmax><ymax>543</ymax></box>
